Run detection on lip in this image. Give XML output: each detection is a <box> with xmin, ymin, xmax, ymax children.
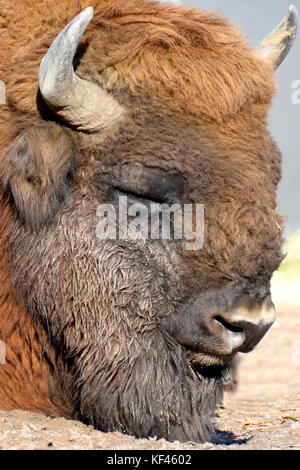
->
<box><xmin>186</xmin><ymin>349</ymin><xmax>234</xmax><ymax>368</ymax></box>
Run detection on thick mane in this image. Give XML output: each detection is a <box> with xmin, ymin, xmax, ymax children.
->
<box><xmin>0</xmin><ymin>0</ymin><xmax>275</xmax><ymax>143</ymax></box>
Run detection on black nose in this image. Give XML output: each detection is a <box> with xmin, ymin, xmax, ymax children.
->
<box><xmin>211</xmin><ymin>297</ymin><xmax>276</xmax><ymax>354</ymax></box>
<box><xmin>160</xmin><ymin>289</ymin><xmax>277</xmax><ymax>362</ymax></box>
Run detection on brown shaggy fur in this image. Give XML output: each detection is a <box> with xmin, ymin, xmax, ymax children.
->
<box><xmin>0</xmin><ymin>0</ymin><xmax>284</xmax><ymax>442</ymax></box>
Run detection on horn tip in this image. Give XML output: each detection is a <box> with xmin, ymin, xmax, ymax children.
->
<box><xmin>82</xmin><ymin>6</ymin><xmax>94</xmax><ymax>20</ymax></box>
<box><xmin>288</xmin><ymin>5</ymin><xmax>298</xmax><ymax>16</ymax></box>
<box><xmin>287</xmin><ymin>5</ymin><xmax>298</xmax><ymax>30</ymax></box>
<box><xmin>287</xmin><ymin>4</ymin><xmax>298</xmax><ymax>38</ymax></box>
<box><xmin>84</xmin><ymin>6</ymin><xmax>94</xmax><ymax>14</ymax></box>
<box><xmin>73</xmin><ymin>6</ymin><xmax>94</xmax><ymax>25</ymax></box>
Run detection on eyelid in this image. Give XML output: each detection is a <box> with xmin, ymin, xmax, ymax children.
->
<box><xmin>110</xmin><ymin>176</ymin><xmax>169</xmax><ymax>202</ymax></box>
<box><xmin>110</xmin><ymin>166</ymin><xmax>184</xmax><ymax>202</ymax></box>
<box><xmin>110</xmin><ymin>178</ymin><xmax>146</xmax><ymax>196</ymax></box>
<box><xmin>111</xmin><ymin>185</ymin><xmax>167</xmax><ymax>204</ymax></box>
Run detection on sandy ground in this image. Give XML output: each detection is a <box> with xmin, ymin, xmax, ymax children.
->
<box><xmin>0</xmin><ymin>302</ymin><xmax>299</xmax><ymax>450</ymax></box>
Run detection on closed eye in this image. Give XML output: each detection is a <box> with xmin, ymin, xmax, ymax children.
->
<box><xmin>109</xmin><ymin>165</ymin><xmax>184</xmax><ymax>205</ymax></box>
<box><xmin>110</xmin><ymin>182</ymin><xmax>168</xmax><ymax>204</ymax></box>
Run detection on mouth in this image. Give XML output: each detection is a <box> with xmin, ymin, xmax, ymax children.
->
<box><xmin>186</xmin><ymin>348</ymin><xmax>235</xmax><ymax>368</ymax></box>
<box><xmin>187</xmin><ymin>350</ymin><xmax>235</xmax><ymax>388</ymax></box>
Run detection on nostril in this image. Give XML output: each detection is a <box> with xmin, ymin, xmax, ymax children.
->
<box><xmin>213</xmin><ymin>315</ymin><xmax>246</xmax><ymax>352</ymax></box>
<box><xmin>214</xmin><ymin>316</ymin><xmax>244</xmax><ymax>334</ymax></box>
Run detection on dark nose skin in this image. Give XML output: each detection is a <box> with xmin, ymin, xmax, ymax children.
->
<box><xmin>211</xmin><ymin>295</ymin><xmax>277</xmax><ymax>354</ymax></box>
<box><xmin>160</xmin><ymin>287</ymin><xmax>277</xmax><ymax>360</ymax></box>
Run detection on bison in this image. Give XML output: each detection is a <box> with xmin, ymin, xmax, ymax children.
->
<box><xmin>0</xmin><ymin>0</ymin><xmax>297</xmax><ymax>443</ymax></box>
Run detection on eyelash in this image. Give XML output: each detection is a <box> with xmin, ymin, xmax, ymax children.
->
<box><xmin>111</xmin><ymin>185</ymin><xmax>166</xmax><ymax>204</ymax></box>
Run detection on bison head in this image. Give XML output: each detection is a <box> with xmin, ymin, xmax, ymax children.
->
<box><xmin>0</xmin><ymin>1</ymin><xmax>297</xmax><ymax>442</ymax></box>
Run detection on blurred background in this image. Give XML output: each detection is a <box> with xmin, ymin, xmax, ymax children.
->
<box><xmin>167</xmin><ymin>0</ymin><xmax>300</xmax><ymax>234</ymax></box>
<box><xmin>161</xmin><ymin>0</ymin><xmax>300</xmax><ymax>306</ymax></box>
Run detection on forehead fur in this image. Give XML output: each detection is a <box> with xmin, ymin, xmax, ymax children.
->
<box><xmin>0</xmin><ymin>0</ymin><xmax>276</xmax><ymax>127</ymax></box>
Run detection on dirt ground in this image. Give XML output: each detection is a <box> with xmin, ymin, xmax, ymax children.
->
<box><xmin>0</xmin><ymin>302</ymin><xmax>299</xmax><ymax>450</ymax></box>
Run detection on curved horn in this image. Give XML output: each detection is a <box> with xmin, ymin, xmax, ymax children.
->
<box><xmin>39</xmin><ymin>7</ymin><xmax>123</xmax><ymax>132</ymax></box>
<box><xmin>257</xmin><ymin>5</ymin><xmax>298</xmax><ymax>69</ymax></box>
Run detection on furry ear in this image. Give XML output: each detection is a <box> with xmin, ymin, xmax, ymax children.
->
<box><xmin>1</xmin><ymin>123</ymin><xmax>77</xmax><ymax>231</ymax></box>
